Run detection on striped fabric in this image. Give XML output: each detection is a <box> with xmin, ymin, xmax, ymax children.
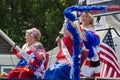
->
<box><xmin>99</xmin><ymin>43</ymin><xmax>120</xmax><ymax>78</ymax></box>
<box><xmin>99</xmin><ymin>29</ymin><xmax>120</xmax><ymax>78</ymax></box>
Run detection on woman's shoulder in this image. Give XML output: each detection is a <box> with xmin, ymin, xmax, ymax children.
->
<box><xmin>22</xmin><ymin>43</ymin><xmax>28</xmax><ymax>49</ymax></box>
<box><xmin>33</xmin><ymin>41</ymin><xmax>44</xmax><ymax>49</ymax></box>
<box><xmin>89</xmin><ymin>24</ymin><xmax>94</xmax><ymax>27</ymax></box>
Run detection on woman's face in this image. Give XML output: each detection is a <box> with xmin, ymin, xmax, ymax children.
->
<box><xmin>25</xmin><ymin>32</ymin><xmax>35</xmax><ymax>43</ymax></box>
<box><xmin>80</xmin><ymin>13</ymin><xmax>90</xmax><ymax>25</ymax></box>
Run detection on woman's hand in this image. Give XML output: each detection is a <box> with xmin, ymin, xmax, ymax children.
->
<box><xmin>29</xmin><ymin>59</ymin><xmax>38</xmax><ymax>67</ymax></box>
<box><xmin>36</xmin><ymin>52</ymin><xmax>44</xmax><ymax>61</ymax></box>
<box><xmin>11</xmin><ymin>48</ymin><xmax>18</xmax><ymax>54</ymax></box>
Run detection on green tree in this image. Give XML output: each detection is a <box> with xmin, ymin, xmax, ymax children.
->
<box><xmin>0</xmin><ymin>0</ymin><xmax>76</xmax><ymax>51</ymax></box>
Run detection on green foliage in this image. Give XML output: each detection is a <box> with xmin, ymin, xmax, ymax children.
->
<box><xmin>0</xmin><ymin>0</ymin><xmax>75</xmax><ymax>51</ymax></box>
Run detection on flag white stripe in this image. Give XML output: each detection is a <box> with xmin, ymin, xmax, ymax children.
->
<box><xmin>107</xmin><ymin>67</ymin><xmax>112</xmax><ymax>77</ymax></box>
<box><xmin>113</xmin><ymin>72</ymin><xmax>117</xmax><ymax>78</ymax></box>
<box><xmin>99</xmin><ymin>54</ymin><xmax>120</xmax><ymax>73</ymax></box>
<box><xmin>101</xmin><ymin>63</ymin><xmax>107</xmax><ymax>77</ymax></box>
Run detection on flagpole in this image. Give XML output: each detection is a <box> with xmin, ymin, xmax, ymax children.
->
<box><xmin>0</xmin><ymin>29</ymin><xmax>21</xmax><ymax>51</ymax></box>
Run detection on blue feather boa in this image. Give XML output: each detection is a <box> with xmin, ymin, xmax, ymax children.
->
<box><xmin>66</xmin><ymin>21</ymin><xmax>80</xmax><ymax>80</ymax></box>
<box><xmin>64</xmin><ymin>5</ymin><xmax>106</xmax><ymax>21</ymax></box>
<box><xmin>64</xmin><ymin>5</ymin><xmax>106</xmax><ymax>80</ymax></box>
<box><xmin>84</xmin><ymin>30</ymin><xmax>100</xmax><ymax>58</ymax></box>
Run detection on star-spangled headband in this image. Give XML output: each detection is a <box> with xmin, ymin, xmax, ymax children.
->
<box><xmin>64</xmin><ymin>5</ymin><xmax>107</xmax><ymax>21</ymax></box>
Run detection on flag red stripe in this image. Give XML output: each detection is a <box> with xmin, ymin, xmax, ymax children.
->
<box><xmin>110</xmin><ymin>68</ymin><xmax>114</xmax><ymax>77</ymax></box>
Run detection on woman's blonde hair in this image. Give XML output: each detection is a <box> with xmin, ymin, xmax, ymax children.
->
<box><xmin>26</xmin><ymin>28</ymin><xmax>41</xmax><ymax>41</ymax></box>
<box><xmin>88</xmin><ymin>12</ymin><xmax>94</xmax><ymax>25</ymax></box>
<box><xmin>81</xmin><ymin>12</ymin><xmax>94</xmax><ymax>25</ymax></box>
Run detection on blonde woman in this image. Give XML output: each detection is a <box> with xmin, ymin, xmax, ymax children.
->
<box><xmin>79</xmin><ymin>12</ymin><xmax>101</xmax><ymax>77</ymax></box>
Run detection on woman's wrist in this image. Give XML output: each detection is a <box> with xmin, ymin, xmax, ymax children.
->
<box><xmin>11</xmin><ymin>48</ymin><xmax>18</xmax><ymax>54</ymax></box>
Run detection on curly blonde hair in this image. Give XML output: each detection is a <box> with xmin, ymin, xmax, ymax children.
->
<box><xmin>26</xmin><ymin>28</ymin><xmax>41</xmax><ymax>41</ymax></box>
<box><xmin>87</xmin><ymin>12</ymin><xmax>94</xmax><ymax>25</ymax></box>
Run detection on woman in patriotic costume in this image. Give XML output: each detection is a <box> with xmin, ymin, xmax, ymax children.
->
<box><xmin>44</xmin><ymin>22</ymin><xmax>75</xmax><ymax>80</ymax></box>
<box><xmin>64</xmin><ymin>5</ymin><xmax>106</xmax><ymax>80</ymax></box>
<box><xmin>44</xmin><ymin>5</ymin><xmax>106</xmax><ymax>80</ymax></box>
<box><xmin>79</xmin><ymin>12</ymin><xmax>101</xmax><ymax>77</ymax></box>
<box><xmin>7</xmin><ymin>28</ymin><xmax>48</xmax><ymax>79</ymax></box>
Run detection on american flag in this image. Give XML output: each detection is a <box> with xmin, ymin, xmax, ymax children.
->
<box><xmin>98</xmin><ymin>29</ymin><xmax>120</xmax><ymax>78</ymax></box>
